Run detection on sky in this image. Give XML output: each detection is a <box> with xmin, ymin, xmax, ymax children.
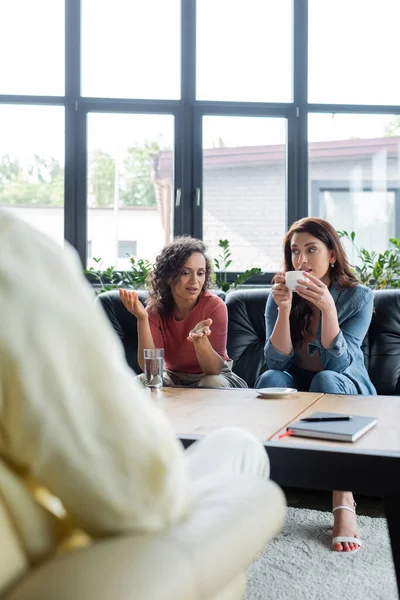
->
<box><xmin>0</xmin><ymin>0</ymin><xmax>399</xmax><ymax>159</ymax></box>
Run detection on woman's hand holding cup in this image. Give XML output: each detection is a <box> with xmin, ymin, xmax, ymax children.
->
<box><xmin>272</xmin><ymin>272</ymin><xmax>293</xmax><ymax>311</ymax></box>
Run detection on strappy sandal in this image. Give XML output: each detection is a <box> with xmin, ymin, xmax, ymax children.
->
<box><xmin>332</xmin><ymin>502</ymin><xmax>362</xmax><ymax>553</ymax></box>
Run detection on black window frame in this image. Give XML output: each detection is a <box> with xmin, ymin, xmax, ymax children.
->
<box><xmin>0</xmin><ymin>0</ymin><xmax>399</xmax><ymax>285</ymax></box>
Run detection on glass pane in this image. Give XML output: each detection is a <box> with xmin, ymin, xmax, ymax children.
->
<box><xmin>87</xmin><ymin>113</ymin><xmax>174</xmax><ymax>269</ymax></box>
<box><xmin>318</xmin><ymin>191</ymin><xmax>395</xmax><ymax>266</ymax></box>
<box><xmin>309</xmin><ymin>113</ymin><xmax>400</xmax><ymax>266</ymax></box>
<box><xmin>0</xmin><ymin>0</ymin><xmax>64</xmax><ymax>95</ymax></box>
<box><xmin>82</xmin><ymin>0</ymin><xmax>180</xmax><ymax>99</ymax></box>
<box><xmin>0</xmin><ymin>105</ymin><xmax>65</xmax><ymax>245</ymax></box>
<box><xmin>202</xmin><ymin>116</ymin><xmax>287</xmax><ymax>273</ymax></box>
<box><xmin>197</xmin><ymin>0</ymin><xmax>292</xmax><ymax>102</ymax></box>
<box><xmin>309</xmin><ymin>0</ymin><xmax>400</xmax><ymax>105</ymax></box>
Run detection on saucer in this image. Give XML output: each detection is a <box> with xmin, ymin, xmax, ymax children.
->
<box><xmin>257</xmin><ymin>387</ymin><xmax>297</xmax><ymax>398</ymax></box>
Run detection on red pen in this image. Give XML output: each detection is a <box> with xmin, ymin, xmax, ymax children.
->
<box><xmin>278</xmin><ymin>429</ymin><xmax>293</xmax><ymax>439</ymax></box>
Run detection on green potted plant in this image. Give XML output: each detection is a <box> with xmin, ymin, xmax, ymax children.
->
<box><xmin>213</xmin><ymin>239</ymin><xmax>262</xmax><ymax>292</ymax></box>
<box><xmin>338</xmin><ymin>230</ymin><xmax>400</xmax><ymax>289</ymax></box>
<box><xmin>85</xmin><ymin>256</ymin><xmax>152</xmax><ymax>294</ymax></box>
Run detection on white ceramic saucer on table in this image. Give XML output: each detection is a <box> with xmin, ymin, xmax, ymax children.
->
<box><xmin>256</xmin><ymin>387</ymin><xmax>297</xmax><ymax>398</ymax></box>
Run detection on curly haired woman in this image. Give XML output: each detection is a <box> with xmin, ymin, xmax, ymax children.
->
<box><xmin>119</xmin><ymin>236</ymin><xmax>247</xmax><ymax>388</ymax></box>
<box><xmin>256</xmin><ymin>217</ymin><xmax>376</xmax><ymax>554</ymax></box>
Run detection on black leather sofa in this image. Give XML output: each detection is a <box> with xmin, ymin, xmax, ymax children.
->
<box><xmin>97</xmin><ymin>288</ymin><xmax>400</xmax><ymax>395</ymax></box>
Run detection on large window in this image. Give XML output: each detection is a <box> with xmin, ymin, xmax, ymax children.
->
<box><xmin>0</xmin><ymin>0</ymin><xmax>64</xmax><ymax>96</ymax></box>
<box><xmin>308</xmin><ymin>0</ymin><xmax>400</xmax><ymax>105</ymax></box>
<box><xmin>81</xmin><ymin>0</ymin><xmax>181</xmax><ymax>100</ymax></box>
<box><xmin>202</xmin><ymin>116</ymin><xmax>287</xmax><ymax>272</ymax></box>
<box><xmin>197</xmin><ymin>0</ymin><xmax>292</xmax><ymax>102</ymax></box>
<box><xmin>87</xmin><ymin>113</ymin><xmax>174</xmax><ymax>269</ymax></box>
<box><xmin>0</xmin><ymin>105</ymin><xmax>65</xmax><ymax>245</ymax></box>
<box><xmin>309</xmin><ymin>113</ymin><xmax>400</xmax><ymax>262</ymax></box>
<box><xmin>1</xmin><ymin>1</ymin><xmax>400</xmax><ymax>281</ymax></box>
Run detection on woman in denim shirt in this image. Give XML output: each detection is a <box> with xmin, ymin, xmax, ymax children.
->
<box><xmin>256</xmin><ymin>217</ymin><xmax>376</xmax><ymax>554</ymax></box>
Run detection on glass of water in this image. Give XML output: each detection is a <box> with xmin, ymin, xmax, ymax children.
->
<box><xmin>143</xmin><ymin>348</ymin><xmax>164</xmax><ymax>389</ymax></box>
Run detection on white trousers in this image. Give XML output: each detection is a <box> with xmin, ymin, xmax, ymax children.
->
<box><xmin>185</xmin><ymin>427</ymin><xmax>270</xmax><ymax>481</ymax></box>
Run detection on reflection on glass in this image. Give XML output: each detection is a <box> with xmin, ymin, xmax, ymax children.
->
<box><xmin>82</xmin><ymin>0</ymin><xmax>180</xmax><ymax>99</ymax></box>
<box><xmin>197</xmin><ymin>0</ymin><xmax>292</xmax><ymax>102</ymax></box>
<box><xmin>309</xmin><ymin>0</ymin><xmax>400</xmax><ymax>104</ymax></box>
<box><xmin>0</xmin><ymin>0</ymin><xmax>64</xmax><ymax>95</ymax></box>
<box><xmin>202</xmin><ymin>116</ymin><xmax>287</xmax><ymax>273</ymax></box>
<box><xmin>87</xmin><ymin>113</ymin><xmax>174</xmax><ymax>269</ymax></box>
<box><xmin>318</xmin><ymin>191</ymin><xmax>395</xmax><ymax>266</ymax></box>
<box><xmin>0</xmin><ymin>105</ymin><xmax>65</xmax><ymax>245</ymax></box>
<box><xmin>309</xmin><ymin>113</ymin><xmax>400</xmax><ymax>267</ymax></box>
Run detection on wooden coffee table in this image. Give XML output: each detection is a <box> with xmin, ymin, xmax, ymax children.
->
<box><xmin>159</xmin><ymin>388</ymin><xmax>400</xmax><ymax>594</ymax></box>
<box><xmin>161</xmin><ymin>387</ymin><xmax>323</xmax><ymax>441</ymax></box>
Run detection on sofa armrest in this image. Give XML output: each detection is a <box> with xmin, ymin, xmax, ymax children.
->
<box><xmin>7</xmin><ymin>477</ymin><xmax>285</xmax><ymax>600</ymax></box>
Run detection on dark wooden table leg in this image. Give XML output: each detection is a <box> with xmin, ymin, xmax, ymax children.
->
<box><xmin>384</xmin><ymin>495</ymin><xmax>400</xmax><ymax>598</ymax></box>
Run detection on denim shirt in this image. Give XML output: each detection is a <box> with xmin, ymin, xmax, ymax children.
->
<box><xmin>264</xmin><ymin>284</ymin><xmax>376</xmax><ymax>395</ymax></box>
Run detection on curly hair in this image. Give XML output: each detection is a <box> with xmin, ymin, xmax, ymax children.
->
<box><xmin>146</xmin><ymin>236</ymin><xmax>214</xmax><ymax>318</ymax></box>
<box><xmin>281</xmin><ymin>217</ymin><xmax>358</xmax><ymax>346</ymax></box>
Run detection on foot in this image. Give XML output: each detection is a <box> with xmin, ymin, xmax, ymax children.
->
<box><xmin>332</xmin><ymin>504</ymin><xmax>361</xmax><ymax>552</ymax></box>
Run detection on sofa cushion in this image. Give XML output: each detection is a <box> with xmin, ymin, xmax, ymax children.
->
<box><xmin>226</xmin><ymin>289</ymin><xmax>270</xmax><ymax>388</ymax></box>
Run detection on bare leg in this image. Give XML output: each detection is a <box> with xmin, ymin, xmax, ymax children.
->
<box><xmin>332</xmin><ymin>490</ymin><xmax>361</xmax><ymax>552</ymax></box>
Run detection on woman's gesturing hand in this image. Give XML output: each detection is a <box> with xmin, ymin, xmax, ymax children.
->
<box><xmin>119</xmin><ymin>289</ymin><xmax>148</xmax><ymax>321</ymax></box>
<box><xmin>295</xmin><ymin>272</ymin><xmax>336</xmax><ymax>313</ymax></box>
<box><xmin>187</xmin><ymin>318</ymin><xmax>212</xmax><ymax>343</ymax></box>
<box><xmin>272</xmin><ymin>273</ymin><xmax>293</xmax><ymax>311</ymax></box>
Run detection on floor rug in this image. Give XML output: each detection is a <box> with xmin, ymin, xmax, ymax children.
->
<box><xmin>246</xmin><ymin>507</ymin><xmax>398</xmax><ymax>600</ymax></box>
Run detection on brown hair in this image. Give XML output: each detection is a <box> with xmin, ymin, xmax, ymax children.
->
<box><xmin>282</xmin><ymin>217</ymin><xmax>358</xmax><ymax>345</ymax></box>
<box><xmin>147</xmin><ymin>236</ymin><xmax>213</xmax><ymax>318</ymax></box>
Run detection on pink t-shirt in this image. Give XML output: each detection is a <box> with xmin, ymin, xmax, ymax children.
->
<box><xmin>146</xmin><ymin>290</ymin><xmax>229</xmax><ymax>373</ymax></box>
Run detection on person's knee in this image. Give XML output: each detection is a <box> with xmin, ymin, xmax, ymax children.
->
<box><xmin>309</xmin><ymin>370</ymin><xmax>343</xmax><ymax>393</ymax></box>
<box><xmin>203</xmin><ymin>427</ymin><xmax>270</xmax><ymax>478</ymax></box>
<box><xmin>256</xmin><ymin>369</ymin><xmax>290</xmax><ymax>389</ymax></box>
<box><xmin>198</xmin><ymin>374</ymin><xmax>230</xmax><ymax>388</ymax></box>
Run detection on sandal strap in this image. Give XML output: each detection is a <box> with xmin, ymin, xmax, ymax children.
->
<box><xmin>332</xmin><ymin>504</ymin><xmax>356</xmax><ymax>515</ymax></box>
<box><xmin>332</xmin><ymin>536</ymin><xmax>362</xmax><ymax>547</ymax></box>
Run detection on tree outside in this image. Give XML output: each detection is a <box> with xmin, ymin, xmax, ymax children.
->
<box><xmin>0</xmin><ymin>137</ymin><xmax>170</xmax><ymax>208</ymax></box>
<box><xmin>0</xmin><ymin>153</ymin><xmax>63</xmax><ymax>206</ymax></box>
<box><xmin>384</xmin><ymin>116</ymin><xmax>400</xmax><ymax>137</ymax></box>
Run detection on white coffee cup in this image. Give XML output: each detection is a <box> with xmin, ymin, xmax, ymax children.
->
<box><xmin>284</xmin><ymin>271</ymin><xmax>304</xmax><ymax>291</ymax></box>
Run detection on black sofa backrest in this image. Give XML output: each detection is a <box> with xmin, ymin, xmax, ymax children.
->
<box><xmin>97</xmin><ymin>288</ymin><xmax>400</xmax><ymax>395</ymax></box>
<box><xmin>367</xmin><ymin>289</ymin><xmax>400</xmax><ymax>395</ymax></box>
<box><xmin>97</xmin><ymin>290</ymin><xmax>147</xmax><ymax>373</ymax></box>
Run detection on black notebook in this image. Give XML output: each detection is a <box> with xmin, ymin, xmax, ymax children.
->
<box><xmin>288</xmin><ymin>411</ymin><xmax>377</xmax><ymax>443</ymax></box>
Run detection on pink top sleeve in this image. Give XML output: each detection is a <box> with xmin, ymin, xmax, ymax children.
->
<box><xmin>146</xmin><ymin>308</ymin><xmax>165</xmax><ymax>349</ymax></box>
<box><xmin>206</xmin><ymin>297</ymin><xmax>228</xmax><ymax>359</ymax></box>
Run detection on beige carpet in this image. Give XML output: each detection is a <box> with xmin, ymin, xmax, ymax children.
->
<box><xmin>246</xmin><ymin>507</ymin><xmax>398</xmax><ymax>600</ymax></box>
